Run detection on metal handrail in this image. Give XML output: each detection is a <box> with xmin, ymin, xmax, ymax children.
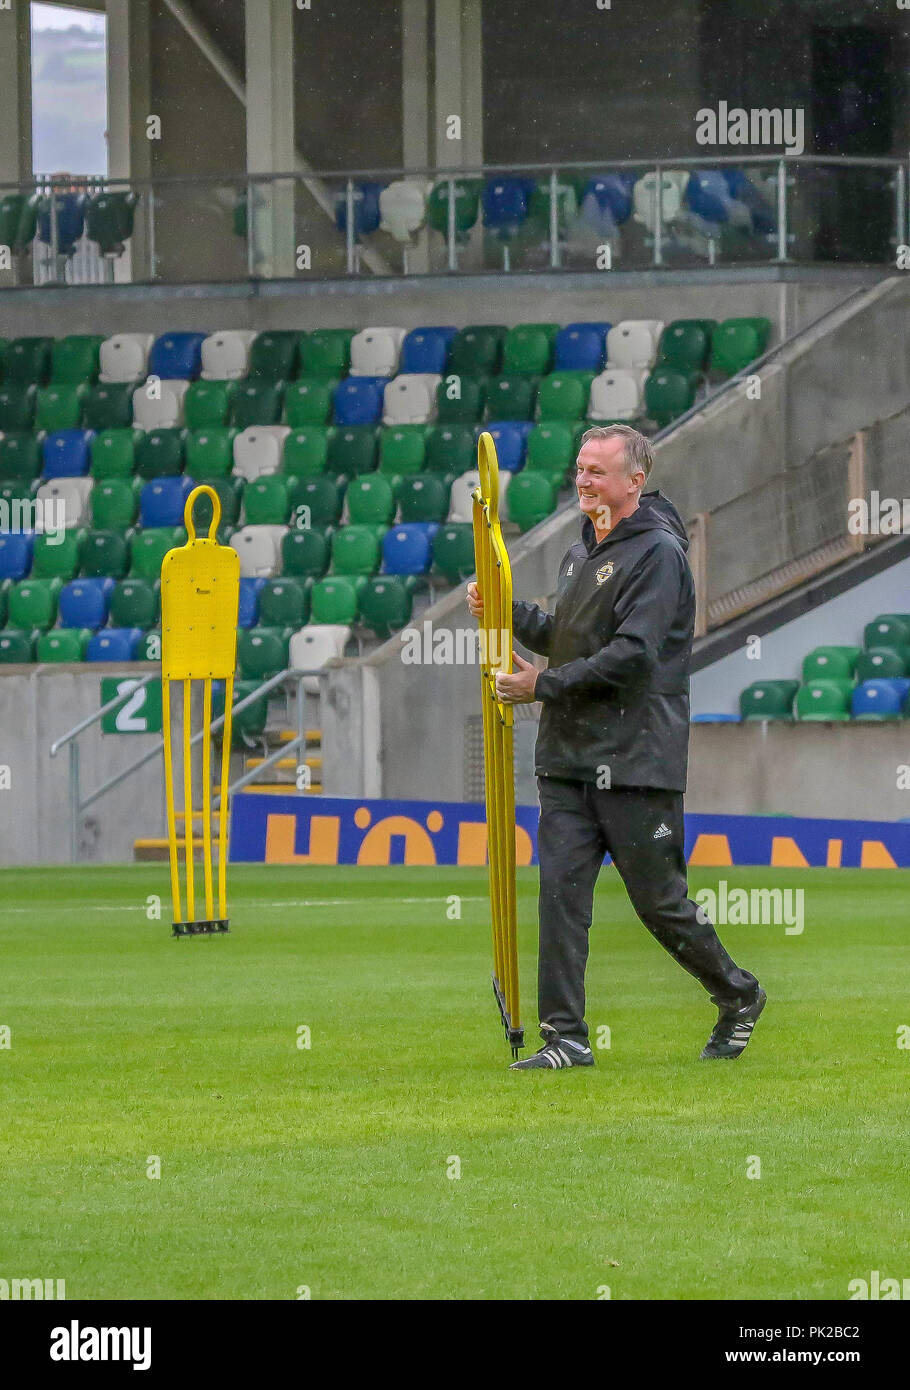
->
<box><xmin>50</xmin><ymin>672</ymin><xmax>159</xmax><ymax>757</ymax></box>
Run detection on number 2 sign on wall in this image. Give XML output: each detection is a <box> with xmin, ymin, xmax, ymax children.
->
<box><xmin>100</xmin><ymin>678</ymin><xmax>163</xmax><ymax>735</ymax></box>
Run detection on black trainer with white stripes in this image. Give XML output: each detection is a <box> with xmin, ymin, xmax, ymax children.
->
<box><xmin>509</xmin><ymin>1023</ymin><xmax>595</xmax><ymax>1071</ymax></box>
<box><xmin>700</xmin><ymin>986</ymin><xmax>767</xmax><ymax>1060</ymax></box>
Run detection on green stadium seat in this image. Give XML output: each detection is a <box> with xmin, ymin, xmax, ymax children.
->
<box><xmin>8</xmin><ymin>576</ymin><xmax>62</xmax><ymax>631</ymax></box>
<box><xmin>425</xmin><ymin>424</ymin><xmax>476</xmax><ymax>478</ymax></box>
<box><xmin>739</xmin><ymin>679</ymin><xmax>798</xmax><ymax>719</ymax></box>
<box><xmin>327</xmin><ymin>425</ymin><xmax>378</xmax><ymax>479</ymax></box>
<box><xmin>505</xmin><ymin>471</ymin><xmax>557</xmax><ymax>531</ymax></box>
<box><xmin>536</xmin><ymin>371</ymin><xmax>592</xmax><ymax>422</ymax></box>
<box><xmin>37</xmin><ymin>627</ymin><xmax>91</xmax><ymax>662</ymax></box>
<box><xmin>436</xmin><ymin>376</ymin><xmax>485</xmax><ymax>423</ymax></box>
<box><xmin>237</xmin><ymin>625</ymin><xmax>291</xmax><ymax>680</ymax></box>
<box><xmin>83</xmin><ymin>383</ymin><xmax>133</xmax><ymax>431</ymax></box>
<box><xmin>35</xmin><ymin>383</ymin><xmax>85</xmax><ymax>432</ymax></box>
<box><xmin>526</xmin><ymin>422</ymin><xmax>575</xmax><ymax>479</ymax></box>
<box><xmin>501</xmin><ymin>323</ymin><xmax>557</xmax><ymax>376</ymax></box>
<box><xmin>0</xmin><ymin>629</ymin><xmax>35</xmax><ymax>662</ymax></box>
<box><xmin>134</xmin><ymin>428</ymin><xmax>185</xmax><ymax>479</ymax></box>
<box><xmin>258</xmin><ymin>576</ymin><xmax>310</xmax><ymax>628</ymax></box>
<box><xmin>90</xmin><ymin>478</ymin><xmax>140</xmax><ymax>530</ymax></box>
<box><xmin>0</xmin><ymin>384</ymin><xmax>37</xmax><ymax>431</ymax></box>
<box><xmin>432</xmin><ymin>523</ymin><xmax>476</xmax><ymax>584</ymax></box>
<box><xmin>191</xmin><ymin>477</ymin><xmax>242</xmax><ymax>530</ymax></box>
<box><xmin>379</xmin><ymin>425</ymin><xmax>427</xmax><ymax>479</ymax></box>
<box><xmin>801</xmin><ymin>646</ymin><xmax>859</xmax><ymax>682</ymax></box>
<box><xmin>397</xmin><ymin>473</ymin><xmax>449</xmax><ymax>523</ymax></box>
<box><xmin>85</xmin><ymin>191</ymin><xmax>137</xmax><ymax>256</ymax></box>
<box><xmin>231</xmin><ymin>380</ymin><xmax>283</xmax><ymax>429</ymax></box>
<box><xmin>0</xmin><ymin>579</ymin><xmax>7</xmax><ymax>626</ymax></box>
<box><xmin>310</xmin><ymin>575</ymin><xmax>365</xmax><ymax>625</ymax></box>
<box><xmin>51</xmin><ymin>334</ymin><xmax>105</xmax><ymax>385</ymax></box>
<box><xmin>283</xmin><ymin>427</ymin><xmax>331</xmax><ymax>478</ymax></box>
<box><xmin>299</xmin><ymin>329</ymin><xmax>354</xmax><ymax>379</ymax></box>
<box><xmin>4</xmin><ymin>337</ymin><xmax>53</xmax><ymax>385</ymax></box>
<box><xmin>184</xmin><ymin>380</ymin><xmax>236</xmax><ymax>430</ymax></box>
<box><xmin>249</xmin><ymin>331</ymin><xmax>300</xmax><ymax>380</ymax></box>
<box><xmin>657</xmin><ymin>320</ymin><xmax>715</xmax><ymax>374</ymax></box>
<box><xmin>185</xmin><ymin>428</ymin><xmax>235</xmax><ymax>479</ymax></box>
<box><xmin>110</xmin><ymin>577</ymin><xmax>159</xmax><ymax>629</ymax></box>
<box><xmin>864</xmin><ymin>615</ymin><xmax>910</xmax><ymax>649</ymax></box>
<box><xmin>244</xmin><ymin>474</ymin><xmax>290</xmax><ymax>526</ymax></box>
<box><xmin>280</xmin><ymin>527</ymin><xmax>331</xmax><ymax>580</ymax></box>
<box><xmin>331</xmin><ymin>524</ymin><xmax>382</xmax><ymax>577</ymax></box>
<box><xmin>0</xmin><ymin>193</ymin><xmax>37</xmax><ymax>254</ymax></box>
<box><xmin>287</xmin><ymin>475</ymin><xmax>343</xmax><ymax>528</ymax></box>
<box><xmin>484</xmin><ymin>374</ymin><xmax>538</xmax><ymax>421</ymax></box>
<box><xmin>284</xmin><ymin>378</ymin><xmax>336</xmax><ymax>427</ymax></box>
<box><xmin>795</xmin><ymin>679</ymin><xmax>852</xmax><ymax>721</ymax></box>
<box><xmin>427</xmin><ymin>179</ymin><xmax>482</xmax><ymax>243</ymax></box>
<box><xmin>213</xmin><ymin>677</ymin><xmax>269</xmax><ymax>744</ymax></box>
<box><xmin>0</xmin><ymin>484</ymin><xmax>33</xmax><ymax>525</ymax></box>
<box><xmin>358</xmin><ymin>575</ymin><xmax>414</xmax><ymax>636</ymax></box>
<box><xmin>32</xmin><ymin>530</ymin><xmax>81</xmax><ymax>580</ymax></box>
<box><xmin>347</xmin><ymin>474</ymin><xmax>395</xmax><ymax>526</ymax></box>
<box><xmin>90</xmin><ymin>428</ymin><xmax>139</xmax><ymax>478</ymax></box>
<box><xmin>130</xmin><ymin>527</ymin><xmax>184</xmax><ymax>581</ymax></box>
<box><xmin>81</xmin><ymin>529</ymin><xmax>130</xmax><ymax>580</ymax></box>
<box><xmin>644</xmin><ymin>369</ymin><xmax>698</xmax><ymax>427</ymax></box>
<box><xmin>0</xmin><ymin>432</ymin><xmax>42</xmax><ymax>483</ymax></box>
<box><xmin>449</xmin><ymin>326</ymin><xmax>506</xmax><ymax>377</ymax></box>
<box><xmin>710</xmin><ymin>317</ymin><xmax>771</xmax><ymax>377</ymax></box>
<box><xmin>855</xmin><ymin>647</ymin><xmax>908</xmax><ymax>682</ymax></box>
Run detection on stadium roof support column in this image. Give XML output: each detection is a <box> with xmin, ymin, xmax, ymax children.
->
<box><xmin>0</xmin><ymin>1</ymin><xmax>30</xmax><ymax>287</ymax></box>
<box><xmin>106</xmin><ymin>0</ymin><xmax>152</xmax><ymax>282</ymax></box>
<box><xmin>402</xmin><ymin>0</ymin><xmax>431</xmax><ymax>273</ymax></box>
<box><xmin>245</xmin><ymin>0</ymin><xmax>296</xmax><ymax>280</ymax></box>
<box><xmin>433</xmin><ymin>0</ymin><xmax>483</xmax><ymax>171</ymax></box>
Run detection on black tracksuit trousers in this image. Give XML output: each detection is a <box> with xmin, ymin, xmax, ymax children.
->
<box><xmin>536</xmin><ymin>776</ymin><xmax>758</xmax><ymax>1045</ymax></box>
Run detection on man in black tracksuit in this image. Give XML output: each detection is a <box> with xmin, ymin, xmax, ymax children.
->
<box><xmin>468</xmin><ymin>424</ymin><xmax>765</xmax><ymax>1070</ymax></box>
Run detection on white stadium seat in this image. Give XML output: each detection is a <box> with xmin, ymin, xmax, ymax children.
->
<box><xmin>448</xmin><ymin>468</ymin><xmax>511</xmax><ymax>524</ymax></box>
<box><xmin>230</xmin><ymin>525</ymin><xmax>287</xmax><ymax>577</ymax></box>
<box><xmin>35</xmin><ymin>478</ymin><xmax>92</xmax><ymax>530</ymax></box>
<box><xmin>382</xmin><ymin>374</ymin><xmax>440</xmax><ymax>426</ymax></box>
<box><xmin>589</xmin><ymin>368</ymin><xmax>647</xmax><ymax>421</ymax></box>
<box><xmin>201</xmin><ymin>330</ymin><xmax>257</xmax><ymax>381</ymax></box>
<box><xmin>606</xmin><ymin>320</ymin><xmax>665</xmax><ymax>370</ymax></box>
<box><xmin>99</xmin><ymin>333</ymin><xmax>154</xmax><ymax>383</ymax></box>
<box><xmin>131</xmin><ymin>378</ymin><xmax>190</xmax><ymax>430</ymax></box>
<box><xmin>290</xmin><ymin>625</ymin><xmax>352</xmax><ymax>694</ymax></box>
<box><xmin>232</xmin><ymin>426</ymin><xmax>290</xmax><ymax>482</ymax></box>
<box><xmin>632</xmin><ymin>171</ymin><xmax>688</xmax><ymax>233</ymax></box>
<box><xmin>349</xmin><ymin>327</ymin><xmax>406</xmax><ymax>378</ymax></box>
<box><xmin>379</xmin><ymin>180</ymin><xmax>430</xmax><ymax>242</ymax></box>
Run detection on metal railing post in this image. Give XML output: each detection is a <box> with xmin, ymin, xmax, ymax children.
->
<box><xmin>895</xmin><ymin>165</ymin><xmax>906</xmax><ymax>260</ymax></box>
<box><xmin>776</xmin><ymin>158</ymin><xmax>788</xmax><ymax>262</ymax></box>
<box><xmin>345</xmin><ymin>178</ymin><xmax>355</xmax><ymax>274</ymax></box>
<box><xmin>69</xmin><ymin>741</ymin><xmax>80</xmax><ymax>863</ymax></box>
<box><xmin>549</xmin><ymin>168</ymin><xmax>559</xmax><ymax>269</ymax></box>
<box><xmin>49</xmin><ymin>187</ymin><xmax>60</xmax><ymax>283</ymax></box>
<box><xmin>653</xmin><ymin>163</ymin><xmax>663</xmax><ymax>266</ymax></box>
<box><xmin>147</xmin><ymin>185</ymin><xmax>158</xmax><ymax>281</ymax></box>
<box><xmin>446</xmin><ymin>175</ymin><xmax>456</xmax><ymax>272</ymax></box>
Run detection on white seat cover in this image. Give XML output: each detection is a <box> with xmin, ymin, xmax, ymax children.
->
<box><xmin>349</xmin><ymin>327</ymin><xmax>407</xmax><ymax>378</ymax></box>
<box><xmin>589</xmin><ymin>368</ymin><xmax>646</xmax><ymax>421</ymax></box>
<box><xmin>201</xmin><ymin>330</ymin><xmax>257</xmax><ymax>381</ymax></box>
<box><xmin>35</xmin><ymin>477</ymin><xmax>92</xmax><ymax>529</ymax></box>
<box><xmin>379</xmin><ymin>180</ymin><xmax>430</xmax><ymax>242</ymax></box>
<box><xmin>132</xmin><ymin>378</ymin><xmax>190</xmax><ymax>430</ymax></box>
<box><xmin>230</xmin><ymin>524</ymin><xmax>287</xmax><ymax>577</ymax></box>
<box><xmin>232</xmin><ymin>425</ymin><xmax>291</xmax><ymax>482</ymax></box>
<box><xmin>290</xmin><ymin>624</ymin><xmax>351</xmax><ymax>693</ymax></box>
<box><xmin>382</xmin><ymin>373</ymin><xmax>440</xmax><ymax>426</ymax></box>
<box><xmin>99</xmin><ymin>333</ymin><xmax>154</xmax><ymax>383</ymax></box>
<box><xmin>606</xmin><ymin>321</ymin><xmax>665</xmax><ymax>370</ymax></box>
<box><xmin>448</xmin><ymin>468</ymin><xmax>511</xmax><ymax>524</ymax></box>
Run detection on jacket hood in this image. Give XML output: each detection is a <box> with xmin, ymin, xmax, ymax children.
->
<box><xmin>581</xmin><ymin>489</ymin><xmax>689</xmax><ymax>553</ymax></box>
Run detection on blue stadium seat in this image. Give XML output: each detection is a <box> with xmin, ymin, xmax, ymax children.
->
<box><xmin>334</xmin><ymin>182</ymin><xmax>384</xmax><ymax>237</ymax></box>
<box><xmin>691</xmin><ymin>713</ymin><xmax>741</xmax><ymax>723</ymax></box>
<box><xmin>851</xmin><ymin>679</ymin><xmax>907</xmax><ymax>720</ymax></box>
<box><xmin>148</xmin><ymin>332</ymin><xmax>206</xmax><ymax>381</ymax></box>
<box><xmin>400</xmin><ymin>327</ymin><xmax>457</xmax><ymax>375</ymax></box>
<box><xmin>139</xmin><ymin>475</ymin><xmax>195</xmax><ymax>528</ymax></box>
<box><xmin>333</xmin><ymin>377</ymin><xmax>386</xmax><ymax>426</ymax></box>
<box><xmin>382</xmin><ymin>522</ymin><xmax>438</xmax><ymax>575</ymax></box>
<box><xmin>482</xmin><ymin>178</ymin><xmax>530</xmax><ymax>239</ymax></box>
<box><xmin>238</xmin><ymin>576</ymin><xmax>266</xmax><ymax>628</ymax></box>
<box><xmin>485</xmin><ymin>421</ymin><xmax>531</xmax><ymax>472</ymax></box>
<box><xmin>59</xmin><ymin>576</ymin><xmax>114</xmax><ymax>628</ymax></box>
<box><xmin>686</xmin><ymin>170</ymin><xmax>735</xmax><ymax>225</ymax></box>
<box><xmin>554</xmin><ymin>323</ymin><xmax>610</xmax><ymax>372</ymax></box>
<box><xmin>42</xmin><ymin>429</ymin><xmax>93</xmax><ymax>479</ymax></box>
<box><xmin>0</xmin><ymin>532</ymin><xmax>34</xmax><ymax>580</ymax></box>
<box><xmin>579</xmin><ymin>174</ymin><xmax>634</xmax><ymax>232</ymax></box>
<box><xmin>722</xmin><ymin>169</ymin><xmax>776</xmax><ymax>236</ymax></box>
<box><xmin>87</xmin><ymin>627</ymin><xmax>143</xmax><ymax>662</ymax></box>
<box><xmin>38</xmin><ymin>192</ymin><xmax>87</xmax><ymax>256</ymax></box>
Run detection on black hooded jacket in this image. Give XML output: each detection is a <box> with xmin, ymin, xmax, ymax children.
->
<box><xmin>513</xmin><ymin>490</ymin><xmax>694</xmax><ymax>791</ymax></box>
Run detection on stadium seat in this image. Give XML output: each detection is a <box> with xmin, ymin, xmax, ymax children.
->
<box><xmin>644</xmin><ymin>369</ymin><xmax>697</xmax><ymax>427</ymax></box>
<box><xmin>191</xmin><ymin>476</ymin><xmax>242</xmax><ymax>532</ymax></box>
<box><xmin>432</xmin><ymin>523</ymin><xmax>475</xmax><ymax>584</ymax></box>
<box><xmin>231</xmin><ymin>380</ymin><xmax>283</xmax><ymax>429</ymax></box>
<box><xmin>37</xmin><ymin>628</ymin><xmax>90</xmax><ymax>662</ymax></box>
<box><xmin>281</xmin><ymin>527</ymin><xmax>331</xmax><ymax>580</ymax></box>
<box><xmin>589</xmin><ymin>368</ymin><xmax>646</xmax><ymax>421</ymax></box>
<box><xmin>36</xmin><ymin>384</ymin><xmax>85</xmax><ymax>432</ymax></box>
<box><xmin>249</xmin><ymin>331</ymin><xmax>300</xmax><ymax>381</ymax></box>
<box><xmin>59</xmin><ymin>576</ymin><xmax>114</xmax><ymax>628</ymax></box>
<box><xmin>132</xmin><ymin>378</ymin><xmax>190</xmax><ymax>431</ymax></box>
<box><xmin>36</xmin><ymin>477</ymin><xmax>92</xmax><ymax>528</ymax></box>
<box><xmin>739</xmin><ymin>680</ymin><xmax>798</xmax><ymax>719</ymax></box>
<box><xmin>326</xmin><ymin>426</ymin><xmax>378</xmax><ymax>479</ymax></box>
<box><xmin>86</xmin><ymin>627</ymin><xmax>143</xmax><ymax>662</ymax></box>
<box><xmin>425</xmin><ymin>424</ymin><xmax>476</xmax><ymax>479</ymax></box>
<box><xmin>379</xmin><ymin>425</ymin><xmax>427</xmax><ymax>480</ymax></box>
<box><xmin>259</xmin><ymin>576</ymin><xmax>310</xmax><ymax>628</ymax></box>
<box><xmin>448</xmin><ymin>467</ymin><xmax>511</xmax><ymax>524</ymax></box>
<box><xmin>632</xmin><ymin>170</ymin><xmax>688</xmax><ymax>232</ymax></box>
<box><xmin>283</xmin><ymin>427</ymin><xmax>330</xmax><ymax>478</ymax></box>
<box><xmin>37</xmin><ymin>192</ymin><xmax>86</xmax><ymax>256</ymax></box>
<box><xmin>134</xmin><ymin>428</ymin><xmax>185</xmax><ymax>479</ymax></box>
<box><xmin>4</xmin><ymin>337</ymin><xmax>53</xmax><ymax>385</ymax></box>
<box><xmin>99</xmin><ymin>333</ymin><xmax>154</xmax><ymax>384</ymax></box>
<box><xmin>32</xmin><ymin>530</ymin><xmax>80</xmax><ymax>580</ymax></box>
<box><xmin>284</xmin><ymin>379</ymin><xmax>336</xmax><ymax>427</ymax></box>
<box><xmin>140</xmin><ymin>476</ymin><xmax>195</xmax><ymax>528</ymax></box>
<box><xmin>449</xmin><ymin>326</ymin><xmax>505</xmax><ymax>376</ymax></box>
<box><xmin>288</xmin><ymin>475</ymin><xmax>344</xmax><ymax>527</ymax></box>
<box><xmin>85</xmin><ymin>189</ymin><xmax>137</xmax><ymax>256</ymax></box>
<box><xmin>232</xmin><ymin>425</ymin><xmax>290</xmax><ymax>482</ymax></box>
<box><xmin>41</xmin><ymin>430</ymin><xmax>93</xmax><ymax>479</ymax></box>
<box><xmin>0</xmin><ymin>629</ymin><xmax>35</xmax><ymax>663</ymax></box>
<box><xmin>657</xmin><ymin>320</ymin><xmax>716</xmax><ymax>374</ymax></box>
<box><xmin>359</xmin><ymin>575</ymin><xmax>414</xmax><ymax>636</ymax></box>
<box><xmin>290</xmin><ymin>624</ymin><xmax>351</xmax><ymax>690</ymax></box>
<box><xmin>0</xmin><ymin>533</ymin><xmax>32</xmax><ymax>581</ymax></box>
<box><xmin>333</xmin><ymin>377</ymin><xmax>386</xmax><ymax>426</ymax></box>
<box><xmin>400</xmin><ymin>327</ymin><xmax>457</xmax><ymax>376</ymax></box>
<box><xmin>79</xmin><ymin>529</ymin><xmax>129</xmax><ymax>580</ymax></box>
<box><xmin>855</xmin><ymin>647</ymin><xmax>908</xmax><ymax>682</ymax></box>
<box><xmin>310</xmin><ymin>575</ymin><xmax>366</xmax><ymax>625</ymax></box>
<box><xmin>795</xmin><ymin>679</ymin><xmax>852</xmax><ymax>721</ymax></box>
<box><xmin>580</xmin><ymin>174</ymin><xmax>634</xmax><ymax>231</ymax></box>
<box><xmin>184</xmin><ymin>381</ymin><xmax>236</xmax><ymax>430</ymax></box>
<box><xmin>852</xmin><ymin>680</ymin><xmax>906</xmax><ymax>720</ymax></box>
<box><xmin>300</xmin><ymin>329</ymin><xmax>354</xmax><ymax>379</ymax></box>
<box><xmin>554</xmin><ymin>324</ymin><xmax>608</xmax><ymax>373</ymax></box>
<box><xmin>129</xmin><ymin>527</ymin><xmax>183</xmax><ymax>581</ymax></box>
<box><xmin>485</xmin><ymin>375</ymin><xmax>538</xmax><ymax>422</ymax></box>
<box><xmin>83</xmin><ymin>383</ymin><xmax>133</xmax><ymax>431</ymax></box>
<box><xmin>0</xmin><ymin>433</ymin><xmax>42</xmax><ymax>483</ymax></box>
<box><xmin>383</xmin><ymin>374</ymin><xmax>440</xmax><ymax>425</ymax></box>
<box><xmin>506</xmin><ymin>471</ymin><xmax>558</xmax><ymax>531</ymax></box>
<box><xmin>90</xmin><ymin>428</ymin><xmax>138</xmax><ymax>479</ymax></box>
<box><xmin>0</xmin><ymin>383</ymin><xmax>37</xmax><ymax>431</ymax></box>
<box><xmin>237</xmin><ymin>576</ymin><xmax>265</xmax><ymax>628</ymax></box>
<box><xmin>537</xmin><ymin>371</ymin><xmax>592</xmax><ymax>421</ymax></box>
<box><xmin>230</xmin><ymin>525</ymin><xmax>286</xmax><ymax>577</ymax></box>
<box><xmin>864</xmin><ymin>615</ymin><xmax>910</xmax><ymax>649</ymax></box>
<box><xmin>347</xmin><ymin>474</ymin><xmax>396</xmax><ymax>526</ymax></box>
<box><xmin>379</xmin><ymin>180</ymin><xmax>430</xmax><ymax>245</ymax></box>
<box><xmin>436</xmin><ymin>375</ymin><xmax>485</xmax><ymax>424</ymax></box>
<box><xmin>802</xmin><ymin>646</ymin><xmax>859</xmax><ymax>682</ymax></box>
<box><xmin>148</xmin><ymin>332</ymin><xmax>206</xmax><ymax>381</ymax></box>
<box><xmin>186</xmin><ymin>428</ymin><xmax>235</xmax><ymax>479</ymax></box>
<box><xmin>331</xmin><ymin>524</ymin><xmax>382</xmax><ymax>577</ymax></box>
<box><xmin>350</xmin><ymin>328</ymin><xmax>406</xmax><ymax>378</ymax></box>
<box><xmin>8</xmin><ymin>576</ymin><xmax>62</xmax><ymax>630</ymax></box>
<box><xmin>243</xmin><ymin>475</ymin><xmax>290</xmax><ymax>526</ymax></box>
<box><xmin>397</xmin><ymin>474</ymin><xmax>449</xmax><ymax>524</ymax></box>
<box><xmin>334</xmin><ymin>182</ymin><xmax>383</xmax><ymax>239</ymax></box>
<box><xmin>382</xmin><ymin>522</ymin><xmax>437</xmax><ymax>575</ymax></box>
<box><xmin>110</xmin><ymin>578</ymin><xmax>159</xmax><ymax>629</ymax></box>
<box><xmin>486</xmin><ymin>422</ymin><xmax>530</xmax><ymax>472</ymax></box>
<box><xmin>91</xmin><ymin>478</ymin><xmax>140</xmax><ymax>529</ymax></box>
<box><xmin>482</xmin><ymin>178</ymin><xmax>531</xmax><ymax>246</ymax></box>
<box><xmin>427</xmin><ymin>180</ymin><xmax>481</xmax><ymax>248</ymax></box>
<box><xmin>200</xmin><ymin>330</ymin><xmax>257</xmax><ymax>381</ymax></box>
<box><xmin>526</xmin><ymin>422</ymin><xmax>576</xmax><ymax>479</ymax></box>
<box><xmin>502</xmin><ymin>324</ymin><xmax>557</xmax><ymax>376</ymax></box>
<box><xmin>0</xmin><ymin>192</ymin><xmax>37</xmax><ymax>254</ymax></box>
<box><xmin>607</xmin><ymin>321</ymin><xmax>664</xmax><ymax>370</ymax></box>
<box><xmin>710</xmin><ymin>318</ymin><xmax>771</xmax><ymax>377</ymax></box>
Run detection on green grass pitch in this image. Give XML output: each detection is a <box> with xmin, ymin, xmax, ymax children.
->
<box><xmin>0</xmin><ymin>863</ymin><xmax>907</xmax><ymax>1301</ymax></box>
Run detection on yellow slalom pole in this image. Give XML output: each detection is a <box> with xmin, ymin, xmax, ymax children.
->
<box><xmin>161</xmin><ymin>676</ymin><xmax>182</xmax><ymax>924</ymax></box>
<box><xmin>201</xmin><ymin>677</ymin><xmax>214</xmax><ymax>922</ymax></box>
<box><xmin>218</xmin><ymin>673</ymin><xmax>234</xmax><ymax>922</ymax></box>
<box><xmin>183</xmin><ymin>677</ymin><xmax>195</xmax><ymax>924</ymax></box>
